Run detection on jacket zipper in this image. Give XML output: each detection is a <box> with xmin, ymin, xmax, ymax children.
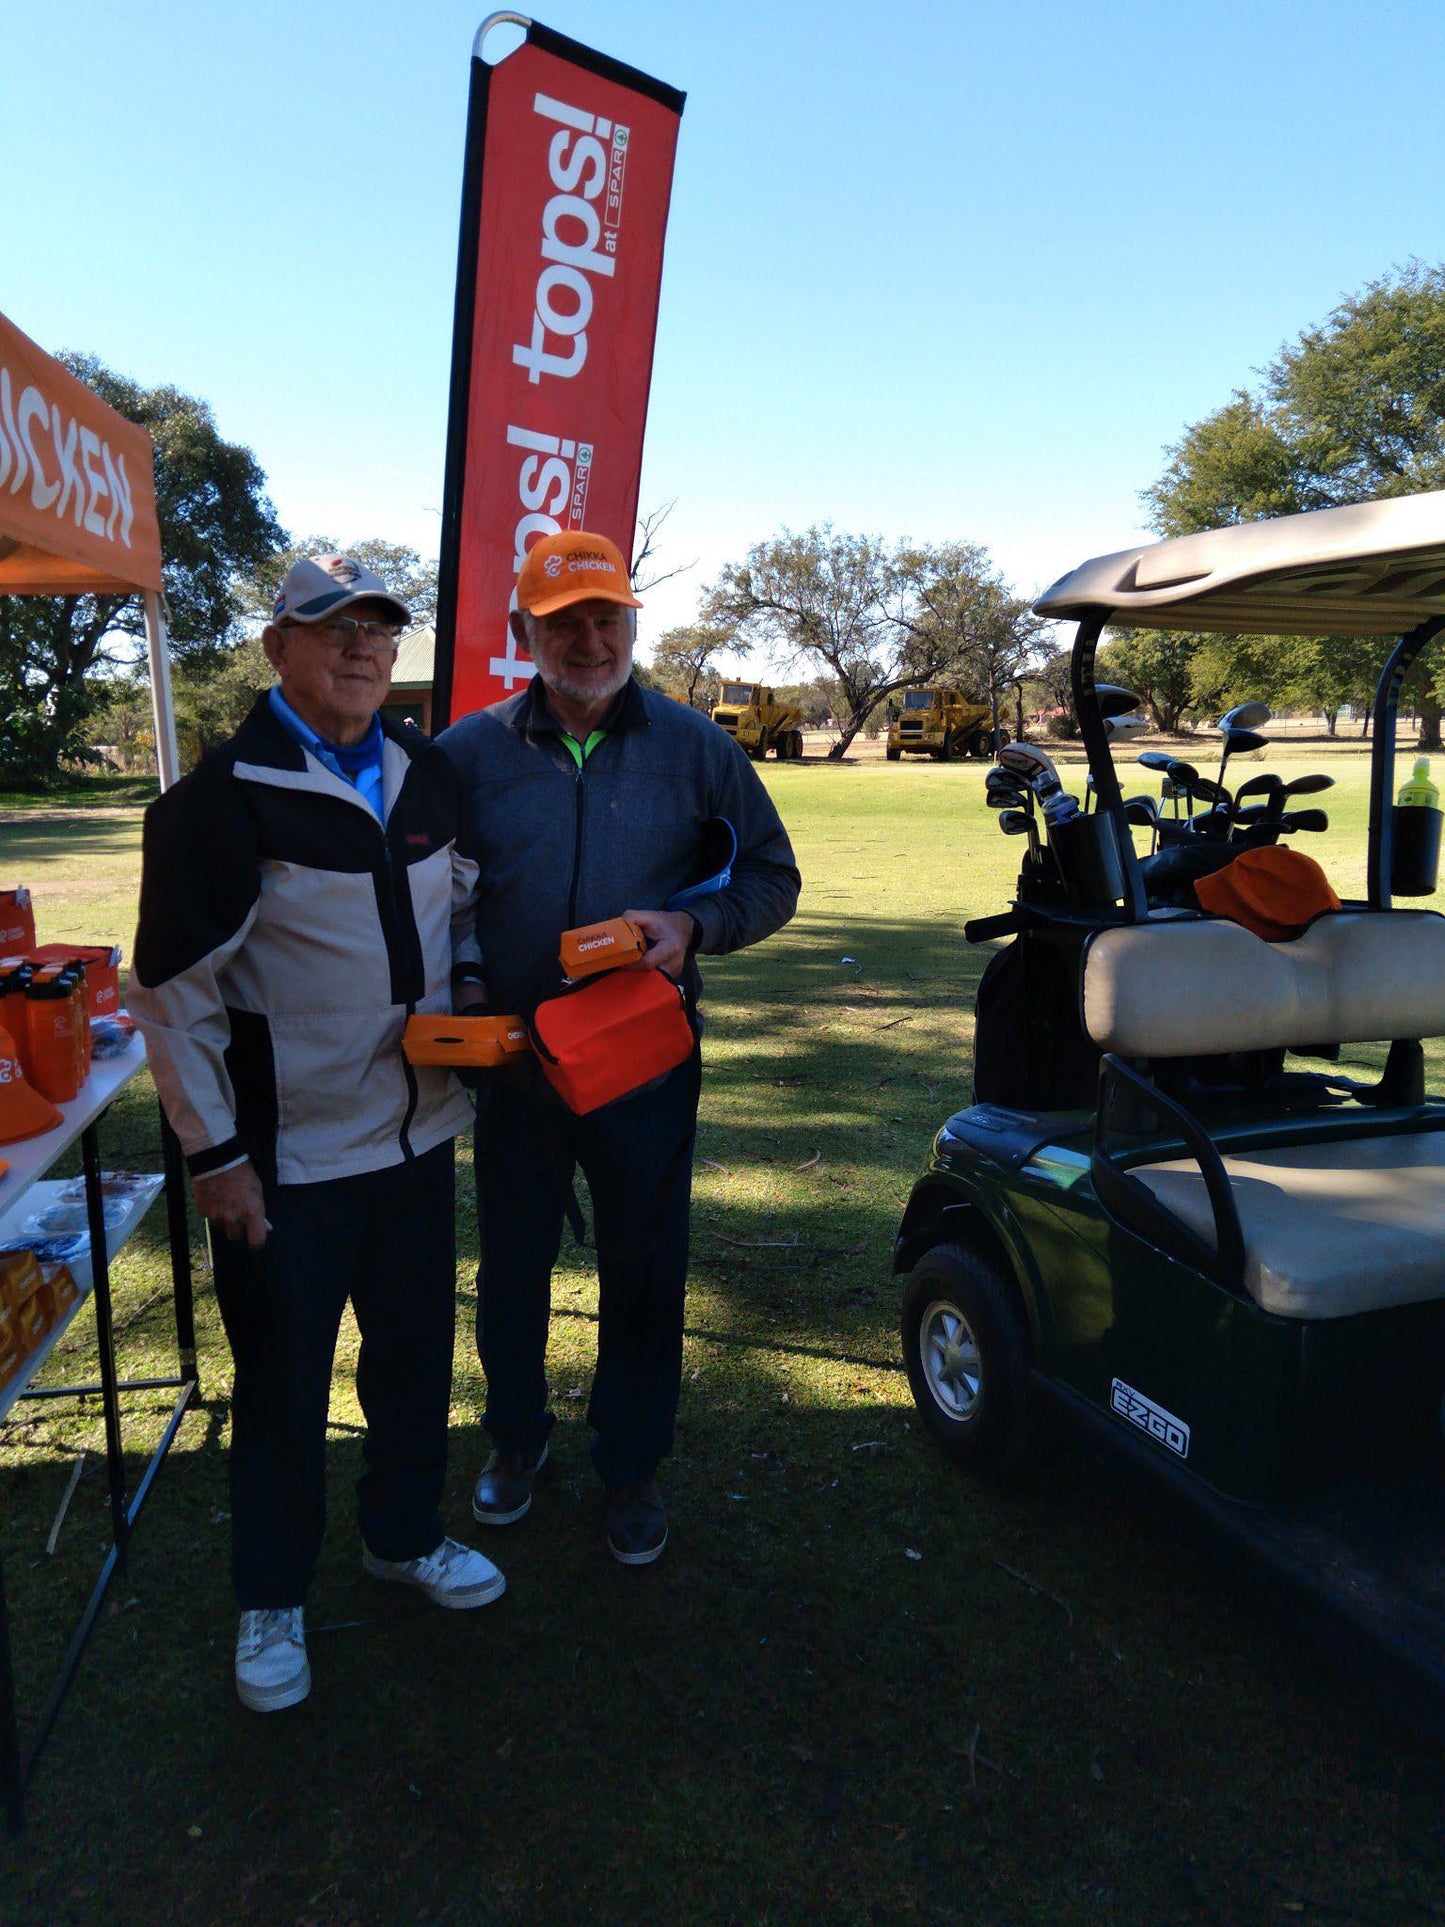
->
<box><xmin>566</xmin><ymin>756</ymin><xmax>587</xmax><ymax>929</ymax></box>
<box><xmin>381</xmin><ymin>837</ymin><xmax>420</xmax><ymax>1162</ymax></box>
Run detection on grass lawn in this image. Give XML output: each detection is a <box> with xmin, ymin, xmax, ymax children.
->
<box><xmin>1</xmin><ymin>743</ymin><xmax>1444</xmax><ymax>1927</ymax></box>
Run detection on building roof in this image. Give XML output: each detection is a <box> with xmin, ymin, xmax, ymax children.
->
<box><xmin>391</xmin><ymin>625</ymin><xmax>435</xmax><ymax>689</ymax></box>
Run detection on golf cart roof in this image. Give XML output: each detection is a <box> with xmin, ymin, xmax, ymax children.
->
<box><xmin>1035</xmin><ymin>489</ymin><xmax>1445</xmax><ymax>636</ymax></box>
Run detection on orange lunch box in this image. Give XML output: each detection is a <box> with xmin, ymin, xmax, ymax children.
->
<box><xmin>402</xmin><ymin>1013</ymin><xmax>531</xmax><ymax>1069</ymax></box>
<box><xmin>559</xmin><ymin>917</ymin><xmax>648</xmax><ymax>981</ymax></box>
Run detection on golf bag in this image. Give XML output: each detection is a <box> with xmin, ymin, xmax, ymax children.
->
<box><xmin>972</xmin><ymin>924</ymin><xmax>1100</xmax><ymax>1111</ymax></box>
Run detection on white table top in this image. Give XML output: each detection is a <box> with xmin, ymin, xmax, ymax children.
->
<box><xmin>0</xmin><ymin>1034</ymin><xmax>148</xmax><ymax>1229</ymax></box>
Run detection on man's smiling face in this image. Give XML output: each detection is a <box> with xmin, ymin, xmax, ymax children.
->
<box><xmin>521</xmin><ymin>598</ymin><xmax>636</xmax><ymax>710</ymax></box>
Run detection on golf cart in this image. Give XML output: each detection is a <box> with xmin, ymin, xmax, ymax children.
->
<box><xmin>894</xmin><ymin>489</ymin><xmax>1445</xmax><ymax>1726</ymax></box>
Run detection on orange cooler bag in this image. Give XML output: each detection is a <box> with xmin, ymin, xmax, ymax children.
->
<box><xmin>530</xmin><ymin>967</ymin><xmax>694</xmax><ymax>1115</ymax></box>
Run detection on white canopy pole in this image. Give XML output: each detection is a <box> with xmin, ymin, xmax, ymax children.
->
<box><xmin>143</xmin><ymin>592</ymin><xmax>181</xmax><ymax>792</ymax></box>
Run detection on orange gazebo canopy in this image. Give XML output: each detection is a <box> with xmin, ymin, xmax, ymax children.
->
<box><xmin>0</xmin><ymin>309</ymin><xmax>162</xmax><ymax>598</ymax></box>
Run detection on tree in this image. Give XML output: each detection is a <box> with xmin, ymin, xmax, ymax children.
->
<box><xmin>0</xmin><ymin>354</ymin><xmax>285</xmax><ymax>784</ymax></box>
<box><xmin>897</xmin><ymin>542</ymin><xmax>1048</xmax><ymax>744</ymax></box>
<box><xmin>1144</xmin><ymin>262</ymin><xmax>1445</xmax><ymax>747</ymax></box>
<box><xmin>1096</xmin><ymin>630</ymin><xmax>1206</xmax><ymax>734</ymax></box>
<box><xmin>708</xmin><ymin>527</ymin><xmax>1037</xmax><ymax>758</ymax></box>
<box><xmin>631</xmin><ymin>500</ymin><xmax>694</xmax><ymax>597</ymax></box>
<box><xmin>650</xmin><ymin>623</ymin><xmax>734</xmax><ymax>709</ymax></box>
<box><xmin>237</xmin><ymin>536</ymin><xmax>438</xmax><ymax>631</ymax></box>
<box><xmin>171</xmin><ymin>638</ymin><xmax>275</xmax><ymax>764</ymax></box>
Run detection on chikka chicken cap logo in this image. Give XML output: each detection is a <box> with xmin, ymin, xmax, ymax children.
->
<box><xmin>566</xmin><ymin>550</ymin><xmax>616</xmax><ymax>574</ymax></box>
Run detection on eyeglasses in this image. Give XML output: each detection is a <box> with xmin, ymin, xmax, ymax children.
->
<box><xmin>281</xmin><ymin>616</ymin><xmax>403</xmax><ymax>653</ymax></box>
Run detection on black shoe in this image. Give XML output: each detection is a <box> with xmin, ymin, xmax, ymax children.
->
<box><xmin>471</xmin><ymin>1443</ymin><xmax>549</xmax><ymax>1525</ymax></box>
<box><xmin>606</xmin><ymin>1479</ymin><xmax>667</xmax><ymax>1566</ymax></box>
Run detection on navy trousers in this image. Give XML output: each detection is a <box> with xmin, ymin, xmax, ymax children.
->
<box><xmin>474</xmin><ymin>1052</ymin><xmax>701</xmax><ymax>1487</ymax></box>
<box><xmin>211</xmin><ymin>1141</ymin><xmax>458</xmax><ymax>1608</ymax></box>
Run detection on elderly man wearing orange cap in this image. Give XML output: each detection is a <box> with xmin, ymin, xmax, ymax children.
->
<box><xmin>131</xmin><ymin>552</ymin><xmax>506</xmax><ymax>1717</ymax></box>
<box><xmin>438</xmin><ymin>530</ymin><xmax>800</xmax><ymax>1565</ymax></box>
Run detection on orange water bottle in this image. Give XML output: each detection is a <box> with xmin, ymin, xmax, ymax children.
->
<box><xmin>58</xmin><ymin>967</ymin><xmax>86</xmax><ymax>1088</ymax></box>
<box><xmin>66</xmin><ymin>960</ymin><xmax>92</xmax><ymax>1079</ymax></box>
<box><xmin>0</xmin><ymin>961</ymin><xmax>32</xmax><ymax>1078</ymax></box>
<box><xmin>25</xmin><ymin>970</ymin><xmax>80</xmax><ymax>1104</ymax></box>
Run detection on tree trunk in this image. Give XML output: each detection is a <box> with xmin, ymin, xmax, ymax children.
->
<box><xmin>828</xmin><ymin>721</ymin><xmax>862</xmax><ymax>760</ymax></box>
<box><xmin>1323</xmin><ymin>708</ymin><xmax>1338</xmax><ymax>737</ymax></box>
<box><xmin>1418</xmin><ymin>687</ymin><xmax>1443</xmax><ymax>753</ymax></box>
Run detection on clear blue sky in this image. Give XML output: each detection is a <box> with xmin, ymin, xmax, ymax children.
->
<box><xmin>8</xmin><ymin>0</ymin><xmax>1444</xmax><ymax>654</ymax></box>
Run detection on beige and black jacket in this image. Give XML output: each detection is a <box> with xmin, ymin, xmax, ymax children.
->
<box><xmin>130</xmin><ymin>695</ymin><xmax>478</xmax><ymax>1188</ymax></box>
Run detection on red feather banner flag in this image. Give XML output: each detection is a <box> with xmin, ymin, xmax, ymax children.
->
<box><xmin>433</xmin><ymin>18</ymin><xmax>685</xmax><ymax>725</ymax></box>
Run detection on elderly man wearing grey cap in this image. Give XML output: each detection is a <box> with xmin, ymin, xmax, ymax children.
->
<box><xmin>131</xmin><ymin>553</ymin><xmax>504</xmax><ymax>1716</ymax></box>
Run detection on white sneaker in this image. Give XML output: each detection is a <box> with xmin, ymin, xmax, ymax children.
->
<box><xmin>235</xmin><ymin>1607</ymin><xmax>310</xmax><ymax>1713</ymax></box>
<box><xmin>362</xmin><ymin>1536</ymin><xmax>506</xmax><ymax>1610</ymax></box>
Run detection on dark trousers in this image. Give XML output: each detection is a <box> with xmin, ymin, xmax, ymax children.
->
<box><xmin>211</xmin><ymin>1141</ymin><xmax>458</xmax><ymax>1609</ymax></box>
<box><xmin>474</xmin><ymin>1052</ymin><xmax>701</xmax><ymax>1488</ymax></box>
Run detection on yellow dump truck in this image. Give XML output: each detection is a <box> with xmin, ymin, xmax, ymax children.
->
<box><xmin>709</xmin><ymin>684</ymin><xmax>805</xmax><ymax>760</ymax></box>
<box><xmin>885</xmin><ymin>687</ymin><xmax>1005</xmax><ymax>761</ymax></box>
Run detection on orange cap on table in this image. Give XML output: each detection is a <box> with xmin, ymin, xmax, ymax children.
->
<box><xmin>1194</xmin><ymin>845</ymin><xmax>1341</xmax><ymax>941</ymax></box>
<box><xmin>515</xmin><ymin>531</ymin><xmax>644</xmax><ymax>618</ymax></box>
<box><xmin>0</xmin><ymin>1024</ymin><xmax>63</xmax><ymax>1144</ymax></box>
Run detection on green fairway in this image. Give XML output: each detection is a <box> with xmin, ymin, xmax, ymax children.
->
<box><xmin>2</xmin><ymin>748</ymin><xmax>1444</xmax><ymax>1927</ymax></box>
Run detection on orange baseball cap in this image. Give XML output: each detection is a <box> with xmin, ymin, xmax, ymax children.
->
<box><xmin>1194</xmin><ymin>845</ymin><xmax>1341</xmax><ymax>941</ymax></box>
<box><xmin>516</xmin><ymin>531</ymin><xmax>644</xmax><ymax>618</ymax></box>
<box><xmin>0</xmin><ymin>1024</ymin><xmax>63</xmax><ymax>1145</ymax></box>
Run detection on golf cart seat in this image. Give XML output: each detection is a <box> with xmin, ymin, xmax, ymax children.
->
<box><xmin>1083</xmin><ymin>910</ymin><xmax>1445</xmax><ymax>1058</ymax></box>
<box><xmin>1083</xmin><ymin>909</ymin><xmax>1445</xmax><ymax>1319</ymax></box>
<box><xmin>1130</xmin><ymin>1132</ymin><xmax>1445</xmax><ymax>1318</ymax></box>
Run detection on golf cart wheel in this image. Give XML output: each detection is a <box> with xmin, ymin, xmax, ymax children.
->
<box><xmin>901</xmin><ymin>1241</ymin><xmax>1032</xmax><ymax>1470</ymax></box>
<box><xmin>886</xmin><ymin>744</ymin><xmax>901</xmax><ymax>761</ymax></box>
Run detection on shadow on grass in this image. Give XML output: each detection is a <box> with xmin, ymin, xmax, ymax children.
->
<box><xmin>0</xmin><ymin>813</ymin><xmax>145</xmax><ymax>865</ymax></box>
<box><xmin>7</xmin><ymin>1337</ymin><xmax>1445</xmax><ymax>1927</ymax></box>
<box><xmin>0</xmin><ymin>776</ymin><xmax>158</xmax><ymax>813</ymax></box>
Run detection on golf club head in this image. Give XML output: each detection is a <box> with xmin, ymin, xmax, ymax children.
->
<box><xmin>986</xmin><ymin>765</ymin><xmax>1027</xmax><ymax>793</ymax></box>
<box><xmin>1234</xmin><ymin>774</ymin><xmax>1283</xmax><ymax>805</ymax></box>
<box><xmin>997</xmin><ymin>742</ymin><xmax>1061</xmax><ymax>789</ymax></box>
<box><xmin>1187</xmin><ymin>775</ymin><xmax>1231</xmax><ymax>807</ymax></box>
<box><xmin>1218</xmin><ymin>701</ymin><xmax>1272</xmax><ymax>731</ymax></box>
<box><xmin>998</xmin><ymin>809</ymin><xmax>1032</xmax><ymax>836</ymax></box>
<box><xmin>1095</xmin><ymin>683</ymin><xmax>1143</xmax><ymax>720</ymax></box>
<box><xmin>1281</xmin><ymin>772</ymin><xmax>1335</xmax><ymax>798</ymax></box>
<box><xmin>985</xmin><ymin>777</ymin><xmax>1029</xmax><ymax>812</ymax></box>
<box><xmin>1137</xmin><ymin>750</ymin><xmax>1175</xmax><ymax>774</ymax></box>
<box><xmin>1123</xmin><ymin>796</ymin><xmax>1159</xmax><ymax>826</ymax></box>
<box><xmin>1221</xmin><ymin>726</ymin><xmax>1269</xmax><ymax>759</ymax></box>
<box><xmin>1280</xmin><ymin>809</ymin><xmax>1329</xmax><ymax>833</ymax></box>
<box><xmin>1165</xmin><ymin>759</ymin><xmax>1200</xmax><ymax>786</ymax></box>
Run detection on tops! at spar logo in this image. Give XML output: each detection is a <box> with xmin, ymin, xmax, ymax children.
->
<box><xmin>513</xmin><ymin>93</ymin><xmax>632</xmax><ymax>387</ymax></box>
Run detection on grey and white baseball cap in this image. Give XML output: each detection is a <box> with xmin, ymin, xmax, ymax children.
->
<box><xmin>271</xmin><ymin>554</ymin><xmax>410</xmax><ymax>627</ymax></box>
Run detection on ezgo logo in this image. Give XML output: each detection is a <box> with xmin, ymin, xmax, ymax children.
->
<box><xmin>1110</xmin><ymin>1379</ymin><xmax>1190</xmax><ymax>1459</ymax></box>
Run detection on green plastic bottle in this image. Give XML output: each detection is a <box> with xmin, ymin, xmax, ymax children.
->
<box><xmin>1397</xmin><ymin>757</ymin><xmax>1440</xmax><ymax>809</ymax></box>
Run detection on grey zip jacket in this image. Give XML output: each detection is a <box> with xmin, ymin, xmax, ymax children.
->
<box><xmin>129</xmin><ymin>695</ymin><xmax>478</xmax><ymax>1187</ymax></box>
<box><xmin>436</xmin><ymin>678</ymin><xmax>800</xmax><ymax>1015</ymax></box>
